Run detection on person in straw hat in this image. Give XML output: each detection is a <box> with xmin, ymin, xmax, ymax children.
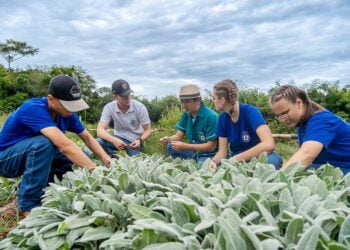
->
<box><xmin>160</xmin><ymin>84</ymin><xmax>218</xmax><ymax>163</ymax></box>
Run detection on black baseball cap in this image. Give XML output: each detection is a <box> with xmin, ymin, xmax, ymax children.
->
<box><xmin>48</xmin><ymin>75</ymin><xmax>89</xmax><ymax>112</ymax></box>
<box><xmin>112</xmin><ymin>79</ymin><xmax>133</xmax><ymax>97</ymax></box>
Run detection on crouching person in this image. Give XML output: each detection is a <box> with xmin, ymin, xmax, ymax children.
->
<box><xmin>160</xmin><ymin>84</ymin><xmax>218</xmax><ymax>163</ymax></box>
<box><xmin>0</xmin><ymin>75</ymin><xmax>111</xmax><ymax>216</ymax></box>
<box><xmin>96</xmin><ymin>79</ymin><xmax>152</xmax><ymax>157</ymax></box>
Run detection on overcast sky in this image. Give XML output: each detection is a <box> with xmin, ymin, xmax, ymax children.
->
<box><xmin>1</xmin><ymin>0</ymin><xmax>350</xmax><ymax>98</ymax></box>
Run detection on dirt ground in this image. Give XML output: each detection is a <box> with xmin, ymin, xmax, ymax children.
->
<box><xmin>0</xmin><ymin>199</ymin><xmax>18</xmax><ymax>240</ymax></box>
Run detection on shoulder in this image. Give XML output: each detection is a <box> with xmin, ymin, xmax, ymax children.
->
<box><xmin>203</xmin><ymin>105</ymin><xmax>218</xmax><ymax>119</ymax></box>
<box><xmin>19</xmin><ymin>98</ymin><xmax>49</xmax><ymax>113</ymax></box>
<box><xmin>241</xmin><ymin>103</ymin><xmax>261</xmax><ymax>113</ymax></box>
<box><xmin>308</xmin><ymin>111</ymin><xmax>339</xmax><ymax>124</ymax></box>
<box><xmin>104</xmin><ymin>101</ymin><xmax>116</xmax><ymax>108</ymax></box>
<box><xmin>102</xmin><ymin>101</ymin><xmax>117</xmax><ymax>113</ymax></box>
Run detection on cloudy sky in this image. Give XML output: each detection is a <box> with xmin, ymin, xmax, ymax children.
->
<box><xmin>1</xmin><ymin>0</ymin><xmax>350</xmax><ymax>98</ymax></box>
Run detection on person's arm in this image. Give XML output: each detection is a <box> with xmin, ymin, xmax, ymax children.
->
<box><xmin>96</xmin><ymin>121</ymin><xmax>128</xmax><ymax>149</ymax></box>
<box><xmin>78</xmin><ymin>129</ymin><xmax>111</xmax><ymax>167</ymax></box>
<box><xmin>232</xmin><ymin>124</ymin><xmax>275</xmax><ymax>162</ymax></box>
<box><xmin>212</xmin><ymin>137</ymin><xmax>229</xmax><ymax>164</ymax></box>
<box><xmin>160</xmin><ymin>131</ymin><xmax>185</xmax><ymax>145</ymax></box>
<box><xmin>40</xmin><ymin>127</ymin><xmax>95</xmax><ymax>170</ymax></box>
<box><xmin>281</xmin><ymin>141</ymin><xmax>323</xmax><ymax>171</ymax></box>
<box><xmin>172</xmin><ymin>140</ymin><xmax>217</xmax><ymax>152</ymax></box>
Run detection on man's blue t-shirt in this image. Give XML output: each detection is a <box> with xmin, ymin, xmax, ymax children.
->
<box><xmin>216</xmin><ymin>104</ymin><xmax>266</xmax><ymax>156</ymax></box>
<box><xmin>0</xmin><ymin>97</ymin><xmax>85</xmax><ymax>150</ymax></box>
<box><xmin>298</xmin><ymin>111</ymin><xmax>350</xmax><ymax>171</ymax></box>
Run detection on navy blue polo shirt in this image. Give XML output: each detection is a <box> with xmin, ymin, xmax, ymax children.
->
<box><xmin>298</xmin><ymin>110</ymin><xmax>350</xmax><ymax>172</ymax></box>
<box><xmin>216</xmin><ymin>104</ymin><xmax>266</xmax><ymax>156</ymax></box>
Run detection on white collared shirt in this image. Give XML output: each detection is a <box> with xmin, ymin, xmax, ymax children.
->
<box><xmin>100</xmin><ymin>99</ymin><xmax>150</xmax><ymax>141</ymax></box>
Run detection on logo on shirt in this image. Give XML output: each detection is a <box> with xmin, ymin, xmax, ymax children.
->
<box><xmin>130</xmin><ymin>120</ymin><xmax>136</xmax><ymax>126</ymax></box>
<box><xmin>198</xmin><ymin>131</ymin><xmax>206</xmax><ymax>142</ymax></box>
<box><xmin>242</xmin><ymin>131</ymin><xmax>251</xmax><ymax>143</ymax></box>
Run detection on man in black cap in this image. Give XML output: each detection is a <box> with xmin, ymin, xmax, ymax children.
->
<box><xmin>0</xmin><ymin>75</ymin><xmax>111</xmax><ymax>216</ymax></box>
<box><xmin>96</xmin><ymin>79</ymin><xmax>152</xmax><ymax>157</ymax></box>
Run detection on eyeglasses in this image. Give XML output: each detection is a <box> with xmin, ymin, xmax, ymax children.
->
<box><xmin>274</xmin><ymin>109</ymin><xmax>290</xmax><ymax>120</ymax></box>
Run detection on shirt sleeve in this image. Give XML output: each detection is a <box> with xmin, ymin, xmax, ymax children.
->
<box><xmin>246</xmin><ymin>106</ymin><xmax>266</xmax><ymax>131</ymax></box>
<box><xmin>205</xmin><ymin>113</ymin><xmax>218</xmax><ymax>141</ymax></box>
<box><xmin>303</xmin><ymin>114</ymin><xmax>337</xmax><ymax>148</ymax></box>
<box><xmin>176</xmin><ymin>112</ymin><xmax>187</xmax><ymax>133</ymax></box>
<box><xmin>216</xmin><ymin>113</ymin><xmax>227</xmax><ymax>138</ymax></box>
<box><xmin>138</xmin><ymin>104</ymin><xmax>151</xmax><ymax>125</ymax></box>
<box><xmin>99</xmin><ymin>104</ymin><xmax>112</xmax><ymax>124</ymax></box>
<box><xmin>18</xmin><ymin>105</ymin><xmax>56</xmax><ymax>132</ymax></box>
<box><xmin>67</xmin><ymin>113</ymin><xmax>85</xmax><ymax>134</ymax></box>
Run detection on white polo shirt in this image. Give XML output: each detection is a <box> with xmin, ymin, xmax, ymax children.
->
<box><xmin>100</xmin><ymin>99</ymin><xmax>151</xmax><ymax>142</ymax></box>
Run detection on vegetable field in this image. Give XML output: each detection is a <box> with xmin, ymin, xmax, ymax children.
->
<box><xmin>0</xmin><ymin>154</ymin><xmax>349</xmax><ymax>250</ymax></box>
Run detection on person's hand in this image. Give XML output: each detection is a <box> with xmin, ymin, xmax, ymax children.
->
<box><xmin>159</xmin><ymin>136</ymin><xmax>170</xmax><ymax>145</ymax></box>
<box><xmin>229</xmin><ymin>156</ymin><xmax>238</xmax><ymax>164</ymax></box>
<box><xmin>208</xmin><ymin>160</ymin><xmax>218</xmax><ymax>173</ymax></box>
<box><xmin>171</xmin><ymin>141</ymin><xmax>186</xmax><ymax>151</ymax></box>
<box><xmin>86</xmin><ymin>166</ymin><xmax>96</xmax><ymax>173</ymax></box>
<box><xmin>102</xmin><ymin>155</ymin><xmax>112</xmax><ymax>168</ymax></box>
<box><xmin>129</xmin><ymin>139</ymin><xmax>141</xmax><ymax>149</ymax></box>
<box><xmin>113</xmin><ymin>138</ymin><xmax>128</xmax><ymax>150</ymax></box>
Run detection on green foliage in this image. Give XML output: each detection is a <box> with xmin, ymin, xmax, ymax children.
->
<box><xmin>136</xmin><ymin>96</ymin><xmax>181</xmax><ymax>123</ymax></box>
<box><xmin>1</xmin><ymin>156</ymin><xmax>349</xmax><ymax>249</ymax></box>
<box><xmin>0</xmin><ymin>177</ymin><xmax>17</xmax><ymax>205</ymax></box>
<box><xmin>0</xmin><ymin>39</ymin><xmax>39</xmax><ymax>69</ymax></box>
<box><xmin>304</xmin><ymin>80</ymin><xmax>350</xmax><ymax>121</ymax></box>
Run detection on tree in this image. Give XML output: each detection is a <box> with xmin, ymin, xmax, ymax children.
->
<box><xmin>0</xmin><ymin>39</ymin><xmax>39</xmax><ymax>69</ymax></box>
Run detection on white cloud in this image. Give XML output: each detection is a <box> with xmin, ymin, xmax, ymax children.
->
<box><xmin>0</xmin><ymin>0</ymin><xmax>349</xmax><ymax>98</ymax></box>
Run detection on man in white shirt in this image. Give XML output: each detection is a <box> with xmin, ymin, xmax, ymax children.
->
<box><xmin>97</xmin><ymin>79</ymin><xmax>152</xmax><ymax>157</ymax></box>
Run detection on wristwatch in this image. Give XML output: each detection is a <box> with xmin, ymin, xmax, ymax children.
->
<box><xmin>138</xmin><ymin>137</ymin><xmax>144</xmax><ymax>145</ymax></box>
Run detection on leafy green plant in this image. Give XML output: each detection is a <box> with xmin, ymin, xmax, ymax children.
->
<box><xmin>0</xmin><ymin>155</ymin><xmax>349</xmax><ymax>250</ymax></box>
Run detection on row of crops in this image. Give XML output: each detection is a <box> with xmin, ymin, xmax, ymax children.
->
<box><xmin>0</xmin><ymin>154</ymin><xmax>349</xmax><ymax>249</ymax></box>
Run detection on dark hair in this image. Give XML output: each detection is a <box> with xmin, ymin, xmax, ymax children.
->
<box><xmin>270</xmin><ymin>85</ymin><xmax>324</xmax><ymax>125</ymax></box>
<box><xmin>213</xmin><ymin>79</ymin><xmax>238</xmax><ymax>114</ymax></box>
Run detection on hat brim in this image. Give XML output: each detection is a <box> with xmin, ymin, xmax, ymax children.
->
<box><xmin>117</xmin><ymin>89</ymin><xmax>133</xmax><ymax>97</ymax></box>
<box><xmin>59</xmin><ymin>99</ymin><xmax>89</xmax><ymax>112</ymax></box>
<box><xmin>179</xmin><ymin>94</ymin><xmax>201</xmax><ymax>100</ymax></box>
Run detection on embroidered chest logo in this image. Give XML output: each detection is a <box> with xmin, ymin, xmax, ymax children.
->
<box><xmin>198</xmin><ymin>131</ymin><xmax>206</xmax><ymax>142</ymax></box>
<box><xmin>242</xmin><ymin>131</ymin><xmax>251</xmax><ymax>143</ymax></box>
<box><xmin>130</xmin><ymin>120</ymin><xmax>136</xmax><ymax>126</ymax></box>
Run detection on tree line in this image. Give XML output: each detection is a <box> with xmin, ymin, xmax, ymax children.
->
<box><xmin>0</xmin><ymin>64</ymin><xmax>349</xmax><ymax>128</ymax></box>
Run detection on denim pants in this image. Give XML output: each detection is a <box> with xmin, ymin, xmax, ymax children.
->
<box><xmin>166</xmin><ymin>144</ymin><xmax>210</xmax><ymax>163</ymax></box>
<box><xmin>0</xmin><ymin>135</ymin><xmax>73</xmax><ymax>212</ymax></box>
<box><xmin>266</xmin><ymin>151</ymin><xmax>283</xmax><ymax>169</ymax></box>
<box><xmin>97</xmin><ymin>136</ymin><xmax>142</xmax><ymax>157</ymax></box>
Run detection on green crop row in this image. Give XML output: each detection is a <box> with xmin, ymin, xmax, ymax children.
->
<box><xmin>0</xmin><ymin>154</ymin><xmax>349</xmax><ymax>250</ymax></box>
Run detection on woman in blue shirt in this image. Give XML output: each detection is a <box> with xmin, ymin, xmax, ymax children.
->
<box><xmin>210</xmin><ymin>79</ymin><xmax>282</xmax><ymax>170</ymax></box>
<box><xmin>270</xmin><ymin>85</ymin><xmax>350</xmax><ymax>173</ymax></box>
